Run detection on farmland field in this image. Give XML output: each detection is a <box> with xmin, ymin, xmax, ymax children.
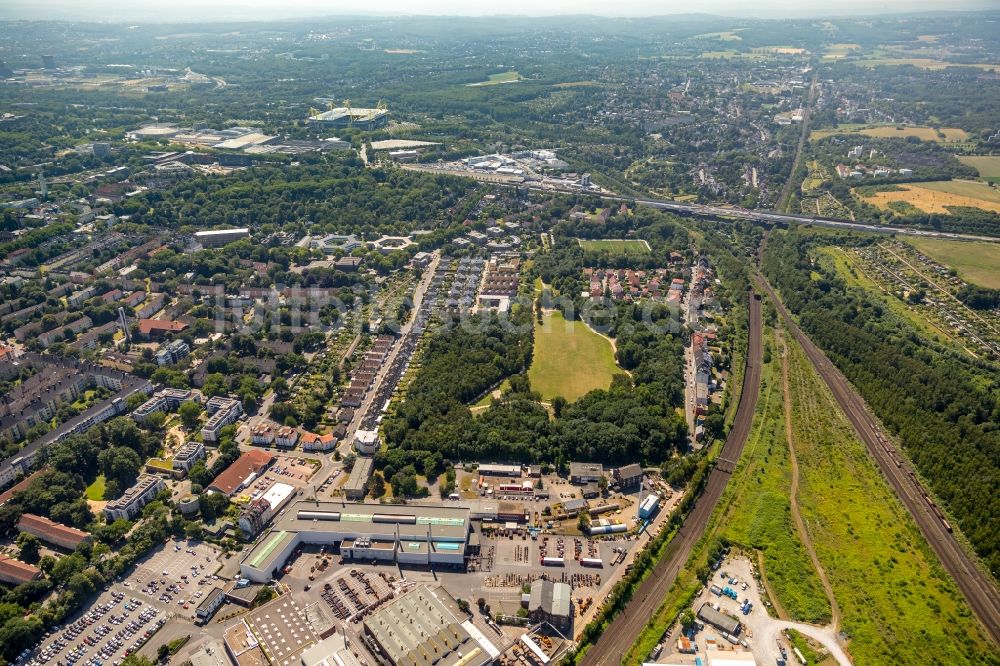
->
<box><xmin>822</xmin><ymin>43</ymin><xmax>860</xmax><ymax>59</ymax></box>
<box><xmin>852</xmin><ymin>57</ymin><xmax>1000</xmax><ymax>71</ymax></box>
<box><xmin>906</xmin><ymin>238</ymin><xmax>1000</xmax><ymax>289</ymax></box>
<box><xmin>466</xmin><ymin>71</ymin><xmax>522</xmax><ymax>86</ymax></box>
<box><xmin>856</xmin><ymin>180</ymin><xmax>1000</xmax><ymax>215</ymax></box>
<box><xmin>810</xmin><ymin>124</ymin><xmax>969</xmax><ymax>143</ymax></box>
<box><xmin>577</xmin><ymin>238</ymin><xmax>651</xmax><ymax>255</ymax></box>
<box><xmin>528</xmin><ymin>310</ymin><xmax>621</xmax><ymax>402</ymax></box>
<box><xmin>957</xmin><ymin>155</ymin><xmax>1000</xmax><ymax>184</ymax></box>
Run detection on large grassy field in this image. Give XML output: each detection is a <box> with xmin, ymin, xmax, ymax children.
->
<box><xmin>856</xmin><ymin>180</ymin><xmax>1000</xmax><ymax>215</ymax></box>
<box><xmin>957</xmin><ymin>155</ymin><xmax>1000</xmax><ymax>184</ymax></box>
<box><xmin>577</xmin><ymin>238</ymin><xmax>651</xmax><ymax>255</ymax></box>
<box><xmin>465</xmin><ymin>71</ymin><xmax>522</xmax><ymax>87</ymax></box>
<box><xmin>907</xmin><ymin>238</ymin><xmax>1000</xmax><ymax>289</ymax></box>
<box><xmin>528</xmin><ymin>310</ymin><xmax>620</xmax><ymax>402</ymax></box>
<box><xmin>810</xmin><ymin>124</ymin><xmax>969</xmax><ymax>143</ymax></box>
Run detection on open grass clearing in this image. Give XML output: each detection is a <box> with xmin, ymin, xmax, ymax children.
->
<box><xmin>719</xmin><ymin>331</ymin><xmax>832</xmax><ymax>623</ymax></box>
<box><xmin>528</xmin><ymin>309</ymin><xmax>621</xmax><ymax>402</ymax></box>
<box><xmin>466</xmin><ymin>71</ymin><xmax>522</xmax><ymax>87</ymax></box>
<box><xmin>577</xmin><ymin>238</ymin><xmax>651</xmax><ymax>255</ymax></box>
<box><xmin>856</xmin><ymin>181</ymin><xmax>1000</xmax><ymax>215</ymax></box>
<box><xmin>85</xmin><ymin>475</ymin><xmax>106</xmax><ymax>501</ymax></box>
<box><xmin>810</xmin><ymin>124</ymin><xmax>969</xmax><ymax>143</ymax></box>
<box><xmin>753</xmin><ymin>46</ymin><xmax>808</xmax><ymax>55</ymax></box>
<box><xmin>906</xmin><ymin>238</ymin><xmax>1000</xmax><ymax>290</ymax></box>
<box><xmin>689</xmin><ymin>30</ymin><xmax>743</xmax><ymax>41</ymax></box>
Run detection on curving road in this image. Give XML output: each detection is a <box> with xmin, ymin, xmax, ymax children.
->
<box><xmin>580</xmin><ymin>292</ymin><xmax>763</xmax><ymax>665</ymax></box>
<box><xmin>754</xmin><ymin>272</ymin><xmax>1000</xmax><ymax>648</ymax></box>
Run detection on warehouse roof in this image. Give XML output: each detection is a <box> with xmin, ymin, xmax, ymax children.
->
<box><xmin>364</xmin><ymin>586</ymin><xmax>490</xmax><ymax>666</ymax></box>
<box><xmin>529</xmin><ymin>579</ymin><xmax>572</xmax><ymax>619</ymax></box>
<box><xmin>697</xmin><ymin>602</ymin><xmax>740</xmax><ymax>635</ymax></box>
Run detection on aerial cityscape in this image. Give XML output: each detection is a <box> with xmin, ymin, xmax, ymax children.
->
<box><xmin>0</xmin><ymin>5</ymin><xmax>998</xmax><ymax>666</ymax></box>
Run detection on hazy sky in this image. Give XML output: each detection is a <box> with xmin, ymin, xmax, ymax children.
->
<box><xmin>3</xmin><ymin>0</ymin><xmax>999</xmax><ymax>21</ymax></box>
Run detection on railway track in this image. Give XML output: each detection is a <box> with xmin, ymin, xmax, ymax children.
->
<box><xmin>580</xmin><ymin>292</ymin><xmax>763</xmax><ymax>665</ymax></box>
<box><xmin>754</xmin><ymin>273</ymin><xmax>1000</xmax><ymax>647</ymax></box>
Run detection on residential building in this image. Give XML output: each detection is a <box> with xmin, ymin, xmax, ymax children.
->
<box><xmin>251</xmin><ymin>422</ymin><xmax>275</xmax><ymax>446</ymax></box>
<box><xmin>207</xmin><ymin>450</ymin><xmax>274</xmax><ymax>496</ymax></box>
<box><xmin>195</xmin><ymin>228</ymin><xmax>250</xmax><ymax>247</ymax></box>
<box><xmin>173</xmin><ymin>441</ymin><xmax>206</xmax><ymax>473</ymax></box>
<box><xmin>275</xmin><ymin>426</ymin><xmax>299</xmax><ymax>449</ymax></box>
<box><xmin>155</xmin><ymin>339</ymin><xmax>190</xmax><ymax>366</ymax></box>
<box><xmin>0</xmin><ymin>557</ymin><xmax>43</xmax><ymax>585</ymax></box>
<box><xmin>201</xmin><ymin>396</ymin><xmax>242</xmax><ymax>442</ymax></box>
<box><xmin>103</xmin><ymin>475</ymin><xmax>165</xmax><ymax>521</ymax></box>
<box><xmin>17</xmin><ymin>513</ymin><xmax>92</xmax><ymax>550</ymax></box>
<box><xmin>353</xmin><ymin>430</ymin><xmax>380</xmax><ymax>456</ymax></box>
<box><xmin>301</xmin><ymin>432</ymin><xmax>335</xmax><ymax>452</ymax></box>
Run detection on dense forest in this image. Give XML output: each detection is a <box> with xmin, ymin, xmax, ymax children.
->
<box><xmin>381</xmin><ymin>306</ymin><xmax>689</xmax><ymax>471</ymax></box>
<box><xmin>762</xmin><ymin>229</ymin><xmax>1000</xmax><ymax>576</ymax></box>
<box><xmin>118</xmin><ymin>158</ymin><xmax>476</xmax><ymax>235</ymax></box>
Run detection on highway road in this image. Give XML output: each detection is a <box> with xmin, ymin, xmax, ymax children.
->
<box><xmin>754</xmin><ymin>272</ymin><xmax>1000</xmax><ymax>647</ymax></box>
<box><xmin>404</xmin><ymin>163</ymin><xmax>1000</xmax><ymax>244</ymax></box>
<box><xmin>580</xmin><ymin>291</ymin><xmax>763</xmax><ymax>665</ymax></box>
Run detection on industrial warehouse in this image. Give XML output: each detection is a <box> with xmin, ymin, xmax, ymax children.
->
<box><xmin>239</xmin><ymin>501</ymin><xmax>472</xmax><ymax>582</ymax></box>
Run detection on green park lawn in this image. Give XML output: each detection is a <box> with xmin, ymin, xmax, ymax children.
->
<box><xmin>85</xmin><ymin>475</ymin><xmax>106</xmax><ymax>501</ymax></box>
<box><xmin>528</xmin><ymin>310</ymin><xmax>621</xmax><ymax>402</ymax></box>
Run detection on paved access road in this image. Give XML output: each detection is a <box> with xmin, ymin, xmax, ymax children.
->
<box><xmin>581</xmin><ymin>292</ymin><xmax>763</xmax><ymax>665</ymax></box>
<box><xmin>754</xmin><ymin>272</ymin><xmax>1000</xmax><ymax>648</ymax></box>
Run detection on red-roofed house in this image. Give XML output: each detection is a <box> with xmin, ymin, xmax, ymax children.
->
<box><xmin>207</xmin><ymin>450</ymin><xmax>275</xmax><ymax>497</ymax></box>
<box><xmin>0</xmin><ymin>557</ymin><xmax>43</xmax><ymax>585</ymax></box>
<box><xmin>17</xmin><ymin>513</ymin><xmax>92</xmax><ymax>550</ymax></box>
<box><xmin>139</xmin><ymin>319</ymin><xmax>188</xmax><ymax>338</ymax></box>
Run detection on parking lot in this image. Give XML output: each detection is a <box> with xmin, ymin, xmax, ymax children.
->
<box><xmin>126</xmin><ymin>539</ymin><xmax>222</xmax><ymax>621</ymax></box>
<box><xmin>25</xmin><ymin>589</ymin><xmax>167</xmax><ymax>666</ymax></box>
<box><xmin>238</xmin><ymin>455</ymin><xmax>320</xmax><ymax>500</ymax></box>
